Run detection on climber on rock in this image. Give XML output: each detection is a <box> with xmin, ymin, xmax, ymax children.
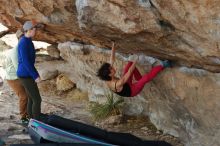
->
<box><xmin>97</xmin><ymin>42</ymin><xmax>171</xmax><ymax>97</ymax></box>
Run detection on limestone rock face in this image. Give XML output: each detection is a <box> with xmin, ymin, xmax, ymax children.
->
<box><xmin>37</xmin><ymin>42</ymin><xmax>219</xmax><ymax>146</ymax></box>
<box><xmin>56</xmin><ymin>74</ymin><xmax>75</xmax><ymax>91</ymax></box>
<box><xmin>0</xmin><ymin>76</ymin><xmax>3</xmax><ymax>86</ymax></box>
<box><xmin>1</xmin><ymin>0</ymin><xmax>220</xmax><ymax>72</ymax></box>
<box><xmin>46</xmin><ymin>45</ymin><xmax>60</xmax><ymax>59</ymax></box>
<box><xmin>38</xmin><ymin>68</ymin><xmax>58</xmax><ymax>81</ymax></box>
<box><xmin>1</xmin><ymin>1</ymin><xmax>220</xmax><ymax>146</ymax></box>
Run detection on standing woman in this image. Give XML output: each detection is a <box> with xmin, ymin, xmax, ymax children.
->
<box><xmin>2</xmin><ymin>30</ymin><xmax>29</xmax><ymax>124</ymax></box>
<box><xmin>17</xmin><ymin>20</ymin><xmax>42</xmax><ymax>120</ymax></box>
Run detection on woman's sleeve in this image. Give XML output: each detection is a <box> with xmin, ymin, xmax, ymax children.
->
<box><xmin>10</xmin><ymin>47</ymin><xmax>18</xmax><ymax>71</ymax></box>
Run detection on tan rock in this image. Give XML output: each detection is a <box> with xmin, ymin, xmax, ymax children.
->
<box><xmin>56</xmin><ymin>74</ymin><xmax>75</xmax><ymax>91</ymax></box>
<box><xmin>0</xmin><ymin>76</ymin><xmax>3</xmax><ymax>86</ymax></box>
<box><xmin>67</xmin><ymin>89</ymin><xmax>88</xmax><ymax>101</ymax></box>
<box><xmin>47</xmin><ymin>45</ymin><xmax>60</xmax><ymax>59</ymax></box>
<box><xmin>38</xmin><ymin>68</ymin><xmax>58</xmax><ymax>81</ymax></box>
<box><xmin>1</xmin><ymin>0</ymin><xmax>220</xmax><ymax>71</ymax></box>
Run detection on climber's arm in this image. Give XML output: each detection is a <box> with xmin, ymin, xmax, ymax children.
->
<box><xmin>110</xmin><ymin>42</ymin><xmax>115</xmax><ymax>66</ymax></box>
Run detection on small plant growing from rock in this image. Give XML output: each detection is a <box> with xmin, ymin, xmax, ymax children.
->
<box><xmin>89</xmin><ymin>92</ymin><xmax>124</xmax><ymax>121</ymax></box>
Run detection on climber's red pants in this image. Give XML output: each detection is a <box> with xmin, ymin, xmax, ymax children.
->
<box><xmin>123</xmin><ymin>62</ymin><xmax>164</xmax><ymax>97</ymax></box>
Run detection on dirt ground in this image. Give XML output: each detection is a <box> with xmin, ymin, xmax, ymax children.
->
<box><xmin>0</xmin><ymin>78</ymin><xmax>183</xmax><ymax>146</ymax></box>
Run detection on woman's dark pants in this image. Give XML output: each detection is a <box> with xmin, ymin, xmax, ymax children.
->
<box><xmin>19</xmin><ymin>77</ymin><xmax>41</xmax><ymax>120</ymax></box>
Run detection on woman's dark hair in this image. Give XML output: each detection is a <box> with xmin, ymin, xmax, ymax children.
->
<box><xmin>97</xmin><ymin>62</ymin><xmax>112</xmax><ymax>81</ymax></box>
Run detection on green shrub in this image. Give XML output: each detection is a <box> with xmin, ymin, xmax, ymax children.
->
<box><xmin>89</xmin><ymin>92</ymin><xmax>124</xmax><ymax>121</ymax></box>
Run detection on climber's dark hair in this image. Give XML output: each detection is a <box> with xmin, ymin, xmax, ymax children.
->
<box><xmin>97</xmin><ymin>62</ymin><xmax>112</xmax><ymax>81</ymax></box>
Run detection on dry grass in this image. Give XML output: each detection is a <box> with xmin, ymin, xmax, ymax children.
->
<box><xmin>89</xmin><ymin>92</ymin><xmax>124</xmax><ymax>121</ymax></box>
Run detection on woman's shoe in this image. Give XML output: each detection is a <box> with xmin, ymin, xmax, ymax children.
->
<box><xmin>162</xmin><ymin>60</ymin><xmax>172</xmax><ymax>68</ymax></box>
<box><xmin>21</xmin><ymin>117</ymin><xmax>29</xmax><ymax>125</ymax></box>
<box><xmin>0</xmin><ymin>138</ymin><xmax>5</xmax><ymax>146</ymax></box>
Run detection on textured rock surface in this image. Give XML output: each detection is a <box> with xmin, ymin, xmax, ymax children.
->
<box><xmin>56</xmin><ymin>74</ymin><xmax>76</xmax><ymax>91</ymax></box>
<box><xmin>44</xmin><ymin>42</ymin><xmax>218</xmax><ymax>146</ymax></box>
<box><xmin>1</xmin><ymin>0</ymin><xmax>220</xmax><ymax>72</ymax></box>
<box><xmin>1</xmin><ymin>1</ymin><xmax>220</xmax><ymax>146</ymax></box>
<box><xmin>38</xmin><ymin>68</ymin><xmax>58</xmax><ymax>81</ymax></box>
<box><xmin>46</xmin><ymin>45</ymin><xmax>60</xmax><ymax>59</ymax></box>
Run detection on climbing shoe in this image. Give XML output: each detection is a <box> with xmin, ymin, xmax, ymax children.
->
<box><xmin>21</xmin><ymin>117</ymin><xmax>29</xmax><ymax>126</ymax></box>
<box><xmin>162</xmin><ymin>60</ymin><xmax>172</xmax><ymax>68</ymax></box>
<box><xmin>0</xmin><ymin>138</ymin><xmax>5</xmax><ymax>146</ymax></box>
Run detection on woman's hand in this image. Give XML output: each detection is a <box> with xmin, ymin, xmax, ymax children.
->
<box><xmin>112</xmin><ymin>42</ymin><xmax>115</xmax><ymax>50</ymax></box>
<box><xmin>110</xmin><ymin>41</ymin><xmax>116</xmax><ymax>66</ymax></box>
<box><xmin>35</xmin><ymin>77</ymin><xmax>41</xmax><ymax>83</ymax></box>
